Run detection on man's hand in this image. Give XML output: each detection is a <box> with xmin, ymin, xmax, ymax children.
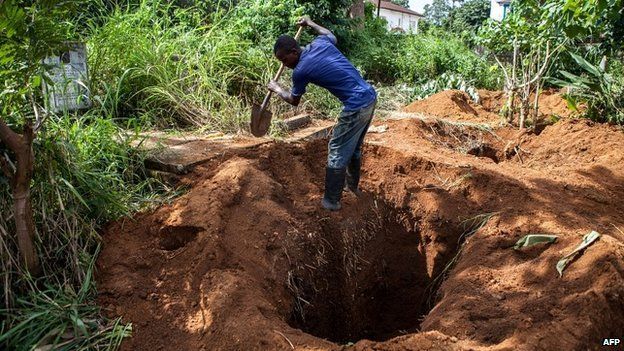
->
<box><xmin>296</xmin><ymin>16</ymin><xmax>334</xmax><ymax>41</ymax></box>
<box><xmin>297</xmin><ymin>16</ymin><xmax>312</xmax><ymax>27</ymax></box>
<box><xmin>267</xmin><ymin>80</ymin><xmax>301</xmax><ymax>106</ymax></box>
<box><xmin>267</xmin><ymin>80</ymin><xmax>283</xmax><ymax>94</ymax></box>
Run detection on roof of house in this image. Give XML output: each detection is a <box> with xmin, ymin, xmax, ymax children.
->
<box><xmin>369</xmin><ymin>0</ymin><xmax>424</xmax><ymax>17</ymax></box>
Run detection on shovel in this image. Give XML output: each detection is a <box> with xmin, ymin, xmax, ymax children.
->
<box><xmin>250</xmin><ymin>25</ymin><xmax>305</xmax><ymax>137</ymax></box>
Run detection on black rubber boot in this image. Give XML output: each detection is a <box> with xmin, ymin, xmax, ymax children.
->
<box><xmin>345</xmin><ymin>157</ymin><xmax>363</xmax><ymax>196</ymax></box>
<box><xmin>322</xmin><ymin>167</ymin><xmax>346</xmax><ymax>211</ymax></box>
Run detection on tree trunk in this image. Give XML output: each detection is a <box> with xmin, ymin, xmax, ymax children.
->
<box><xmin>349</xmin><ymin>0</ymin><xmax>365</xmax><ymax>29</ymax></box>
<box><xmin>349</xmin><ymin>0</ymin><xmax>365</xmax><ymax>19</ymax></box>
<box><xmin>13</xmin><ymin>125</ymin><xmax>39</xmax><ymax>275</ymax></box>
<box><xmin>0</xmin><ymin>119</ymin><xmax>40</xmax><ymax>275</ymax></box>
<box><xmin>503</xmin><ymin>88</ymin><xmax>515</xmax><ymax>123</ymax></box>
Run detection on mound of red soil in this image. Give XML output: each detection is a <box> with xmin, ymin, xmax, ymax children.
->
<box><xmin>478</xmin><ymin>89</ymin><xmax>574</xmax><ymax>119</ymax></box>
<box><xmin>515</xmin><ymin>119</ymin><xmax>624</xmax><ymax>168</ymax></box>
<box><xmin>403</xmin><ymin>89</ymin><xmax>575</xmax><ymax>124</ymax></box>
<box><xmin>536</xmin><ymin>90</ymin><xmax>574</xmax><ymax>118</ymax></box>
<box><xmin>98</xmin><ymin>117</ymin><xmax>624</xmax><ymax>351</ymax></box>
<box><xmin>476</xmin><ymin>90</ymin><xmax>506</xmax><ymax>114</ymax></box>
<box><xmin>403</xmin><ymin>90</ymin><xmax>500</xmax><ymax>123</ymax></box>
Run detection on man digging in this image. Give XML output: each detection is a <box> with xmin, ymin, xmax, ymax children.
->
<box><xmin>268</xmin><ymin>16</ymin><xmax>377</xmax><ymax>211</ymax></box>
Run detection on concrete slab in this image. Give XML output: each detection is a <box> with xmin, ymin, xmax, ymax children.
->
<box><xmin>285</xmin><ymin>120</ymin><xmax>334</xmax><ymax>143</ymax></box>
<box><xmin>279</xmin><ymin>113</ymin><xmax>312</xmax><ymax>131</ymax></box>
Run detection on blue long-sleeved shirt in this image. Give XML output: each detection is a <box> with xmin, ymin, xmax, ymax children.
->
<box><xmin>291</xmin><ymin>35</ymin><xmax>377</xmax><ymax>111</ymax></box>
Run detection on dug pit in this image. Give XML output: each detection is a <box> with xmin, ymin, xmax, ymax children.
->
<box><xmin>285</xmin><ymin>199</ymin><xmax>458</xmax><ymax>343</ymax></box>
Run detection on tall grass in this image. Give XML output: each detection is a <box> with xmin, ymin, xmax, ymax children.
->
<box><xmin>84</xmin><ymin>1</ymin><xmax>503</xmax><ymax>133</ymax></box>
<box><xmin>0</xmin><ymin>112</ymin><xmax>169</xmax><ymax>350</ymax></box>
<box><xmin>86</xmin><ymin>1</ymin><xmax>306</xmax><ymax>131</ymax></box>
<box><xmin>0</xmin><ymin>248</ymin><xmax>131</xmax><ymax>350</ymax></box>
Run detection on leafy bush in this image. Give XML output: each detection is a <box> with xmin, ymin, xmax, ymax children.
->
<box><xmin>410</xmin><ymin>73</ymin><xmax>481</xmax><ymax>102</ymax></box>
<box><xmin>342</xmin><ymin>9</ymin><xmax>403</xmax><ymax>83</ymax></box>
<box><xmin>340</xmin><ymin>6</ymin><xmax>501</xmax><ymax>89</ymax></box>
<box><xmin>396</xmin><ymin>30</ymin><xmax>501</xmax><ymax>89</ymax></box>
<box><xmin>554</xmin><ymin>53</ymin><xmax>624</xmax><ymax>124</ymax></box>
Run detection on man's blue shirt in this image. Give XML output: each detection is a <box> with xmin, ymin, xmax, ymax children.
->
<box><xmin>291</xmin><ymin>35</ymin><xmax>377</xmax><ymax>111</ymax></box>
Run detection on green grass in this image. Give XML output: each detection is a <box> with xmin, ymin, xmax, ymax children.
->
<box><xmin>0</xmin><ymin>247</ymin><xmax>131</xmax><ymax>351</ymax></box>
<box><xmin>85</xmin><ymin>0</ymin><xmax>331</xmax><ymax>132</ymax></box>
<box><xmin>0</xmin><ymin>112</ymin><xmax>171</xmax><ymax>350</ymax></box>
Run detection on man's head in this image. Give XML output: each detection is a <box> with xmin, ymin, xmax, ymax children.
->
<box><xmin>274</xmin><ymin>35</ymin><xmax>301</xmax><ymax>69</ymax></box>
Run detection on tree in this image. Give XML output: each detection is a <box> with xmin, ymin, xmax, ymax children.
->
<box><xmin>391</xmin><ymin>0</ymin><xmax>410</xmax><ymax>7</ymax></box>
<box><xmin>349</xmin><ymin>0</ymin><xmax>365</xmax><ymax>20</ymax></box>
<box><xmin>0</xmin><ymin>0</ymin><xmax>76</xmax><ymax>275</ymax></box>
<box><xmin>423</xmin><ymin>0</ymin><xmax>452</xmax><ymax>26</ymax></box>
<box><xmin>451</xmin><ymin>0</ymin><xmax>490</xmax><ymax>33</ymax></box>
<box><xmin>479</xmin><ymin>2</ymin><xmax>563</xmax><ymax>129</ymax></box>
<box><xmin>479</xmin><ymin>0</ymin><xmax>624</xmax><ymax>129</ymax></box>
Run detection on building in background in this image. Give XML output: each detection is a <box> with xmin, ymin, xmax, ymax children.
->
<box><xmin>369</xmin><ymin>0</ymin><xmax>424</xmax><ymax>33</ymax></box>
<box><xmin>490</xmin><ymin>0</ymin><xmax>512</xmax><ymax>21</ymax></box>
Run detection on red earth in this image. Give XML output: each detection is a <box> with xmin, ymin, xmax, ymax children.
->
<box><xmin>98</xmin><ymin>92</ymin><xmax>624</xmax><ymax>351</ymax></box>
<box><xmin>403</xmin><ymin>89</ymin><xmax>575</xmax><ymax>124</ymax></box>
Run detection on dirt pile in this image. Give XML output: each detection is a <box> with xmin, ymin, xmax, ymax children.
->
<box><xmin>98</xmin><ymin>116</ymin><xmax>624</xmax><ymax>351</ymax></box>
<box><xmin>403</xmin><ymin>89</ymin><xmax>574</xmax><ymax>124</ymax></box>
<box><xmin>403</xmin><ymin>90</ymin><xmax>500</xmax><ymax>123</ymax></box>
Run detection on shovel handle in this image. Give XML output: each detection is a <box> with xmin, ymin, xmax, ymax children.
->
<box><xmin>261</xmin><ymin>25</ymin><xmax>305</xmax><ymax>111</ymax></box>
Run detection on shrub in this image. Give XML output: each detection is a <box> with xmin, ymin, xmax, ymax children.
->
<box><xmin>396</xmin><ymin>30</ymin><xmax>501</xmax><ymax>89</ymax></box>
<box><xmin>554</xmin><ymin>53</ymin><xmax>624</xmax><ymax>124</ymax></box>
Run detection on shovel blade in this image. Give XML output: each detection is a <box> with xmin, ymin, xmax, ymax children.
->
<box><xmin>250</xmin><ymin>104</ymin><xmax>273</xmax><ymax>137</ymax></box>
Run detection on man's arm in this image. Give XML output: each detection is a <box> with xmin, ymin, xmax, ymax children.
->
<box><xmin>268</xmin><ymin>80</ymin><xmax>302</xmax><ymax>106</ymax></box>
<box><xmin>298</xmin><ymin>16</ymin><xmax>337</xmax><ymax>44</ymax></box>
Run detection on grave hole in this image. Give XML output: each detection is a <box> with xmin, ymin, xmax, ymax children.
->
<box><xmin>286</xmin><ymin>199</ymin><xmax>461</xmax><ymax>343</ymax></box>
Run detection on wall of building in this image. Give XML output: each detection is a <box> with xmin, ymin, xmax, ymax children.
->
<box><xmin>490</xmin><ymin>0</ymin><xmax>511</xmax><ymax>21</ymax></box>
<box><xmin>379</xmin><ymin>8</ymin><xmax>420</xmax><ymax>33</ymax></box>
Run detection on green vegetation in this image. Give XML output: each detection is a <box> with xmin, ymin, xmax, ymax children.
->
<box><xmin>396</xmin><ymin>30</ymin><xmax>500</xmax><ymax>89</ymax></box>
<box><xmin>0</xmin><ymin>1</ymin><xmax>169</xmax><ymax>350</ymax></box>
<box><xmin>555</xmin><ymin>53</ymin><xmax>624</xmax><ymax>124</ymax></box>
<box><xmin>478</xmin><ymin>0</ymin><xmax>624</xmax><ymax>127</ymax></box>
<box><xmin>85</xmin><ymin>1</ymin><xmax>499</xmax><ymax>130</ymax></box>
<box><xmin>1</xmin><ymin>0</ymin><xmax>623</xmax><ymax>350</ymax></box>
<box><xmin>0</xmin><ymin>112</ymin><xmax>169</xmax><ymax>350</ymax></box>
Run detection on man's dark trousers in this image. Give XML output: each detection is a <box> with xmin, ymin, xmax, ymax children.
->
<box><xmin>323</xmin><ymin>99</ymin><xmax>377</xmax><ymax>207</ymax></box>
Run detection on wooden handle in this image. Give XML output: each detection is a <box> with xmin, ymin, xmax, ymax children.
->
<box><xmin>261</xmin><ymin>25</ymin><xmax>305</xmax><ymax>111</ymax></box>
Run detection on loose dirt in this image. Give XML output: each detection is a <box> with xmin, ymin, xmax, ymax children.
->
<box><xmin>403</xmin><ymin>89</ymin><xmax>575</xmax><ymax>124</ymax></box>
<box><xmin>98</xmin><ymin>95</ymin><xmax>624</xmax><ymax>351</ymax></box>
